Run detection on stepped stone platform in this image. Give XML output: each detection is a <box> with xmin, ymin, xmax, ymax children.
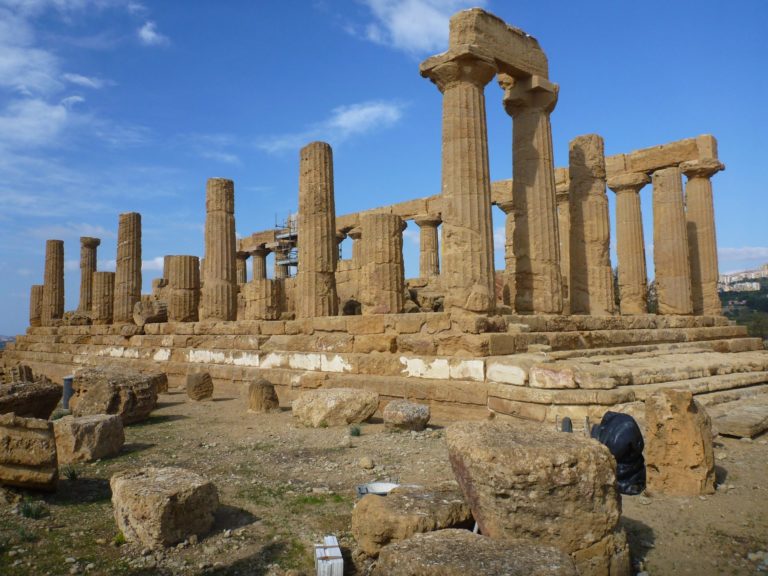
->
<box><xmin>4</xmin><ymin>312</ymin><xmax>767</xmax><ymax>429</ymax></box>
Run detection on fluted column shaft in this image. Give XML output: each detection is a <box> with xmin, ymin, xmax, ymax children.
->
<box><xmin>29</xmin><ymin>285</ymin><xmax>43</xmax><ymax>327</ymax></box>
<box><xmin>348</xmin><ymin>228</ymin><xmax>363</xmax><ymax>268</ymax></box>
<box><xmin>360</xmin><ymin>213</ymin><xmax>406</xmax><ymax>315</ymax></box>
<box><xmin>653</xmin><ymin>167</ymin><xmax>693</xmax><ymax>315</ymax></box>
<box><xmin>41</xmin><ymin>239</ymin><xmax>64</xmax><ymax>325</ymax></box>
<box><xmin>251</xmin><ymin>247</ymin><xmax>268</xmax><ymax>281</ymax></box>
<box><xmin>608</xmin><ymin>173</ymin><xmax>650</xmax><ymax>315</ymax></box>
<box><xmin>201</xmin><ymin>178</ymin><xmax>237</xmax><ymax>320</ymax></box>
<box><xmin>555</xmin><ymin>188</ymin><xmax>570</xmax><ymax>312</ymax></box>
<box><xmin>167</xmin><ymin>255</ymin><xmax>200</xmax><ymax>322</ymax></box>
<box><xmin>568</xmin><ymin>134</ymin><xmax>615</xmax><ymax>315</ymax></box>
<box><xmin>682</xmin><ymin>159</ymin><xmax>724</xmax><ymax>316</ymax></box>
<box><xmin>274</xmin><ymin>250</ymin><xmax>290</xmax><ymax>279</ymax></box>
<box><xmin>422</xmin><ymin>53</ymin><xmax>497</xmax><ymax>314</ymax></box>
<box><xmin>236</xmin><ymin>251</ymin><xmax>249</xmax><ymax>285</ymax></box>
<box><xmin>497</xmin><ymin>200</ymin><xmax>516</xmax><ymax>307</ymax></box>
<box><xmin>502</xmin><ymin>74</ymin><xmax>563</xmax><ymax>314</ymax></box>
<box><xmin>243</xmin><ymin>279</ymin><xmax>282</xmax><ymax>320</ymax></box>
<box><xmin>92</xmin><ymin>271</ymin><xmax>115</xmax><ymax>325</ymax></box>
<box><xmin>296</xmin><ymin>141</ymin><xmax>338</xmax><ymax>318</ymax></box>
<box><xmin>113</xmin><ymin>212</ymin><xmax>142</xmax><ymax>323</ymax></box>
<box><xmin>78</xmin><ymin>237</ymin><xmax>100</xmax><ymax>313</ymax></box>
<box><xmin>414</xmin><ymin>215</ymin><xmax>441</xmax><ymax>277</ymax></box>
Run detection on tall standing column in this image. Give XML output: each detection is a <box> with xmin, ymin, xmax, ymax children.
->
<box><xmin>348</xmin><ymin>227</ymin><xmax>363</xmax><ymax>268</ymax></box>
<box><xmin>92</xmin><ymin>271</ymin><xmax>115</xmax><ymax>325</ymax></box>
<box><xmin>296</xmin><ymin>141</ymin><xmax>338</xmax><ymax>318</ymax></box>
<box><xmin>78</xmin><ymin>236</ymin><xmax>100</xmax><ymax>313</ymax></box>
<box><xmin>413</xmin><ymin>215</ymin><xmax>441</xmax><ymax>277</ymax></box>
<box><xmin>501</xmin><ymin>74</ymin><xmax>563</xmax><ymax>314</ymax></box>
<box><xmin>201</xmin><ymin>178</ymin><xmax>237</xmax><ymax>321</ymax></box>
<box><xmin>608</xmin><ymin>172</ymin><xmax>650</xmax><ymax>315</ymax></box>
<box><xmin>555</xmin><ymin>185</ymin><xmax>570</xmax><ymax>313</ymax></box>
<box><xmin>421</xmin><ymin>51</ymin><xmax>497</xmax><ymax>314</ymax></box>
<box><xmin>235</xmin><ymin>251</ymin><xmax>249</xmax><ymax>285</ymax></box>
<box><xmin>167</xmin><ymin>255</ymin><xmax>200</xmax><ymax>322</ymax></box>
<box><xmin>360</xmin><ymin>213</ymin><xmax>406</xmax><ymax>315</ymax></box>
<box><xmin>681</xmin><ymin>159</ymin><xmax>724</xmax><ymax>316</ymax></box>
<box><xmin>568</xmin><ymin>134</ymin><xmax>615</xmax><ymax>315</ymax></box>
<box><xmin>29</xmin><ymin>285</ymin><xmax>43</xmax><ymax>327</ymax></box>
<box><xmin>113</xmin><ymin>212</ymin><xmax>142</xmax><ymax>323</ymax></box>
<box><xmin>335</xmin><ymin>230</ymin><xmax>347</xmax><ymax>263</ymax></box>
<box><xmin>653</xmin><ymin>167</ymin><xmax>693</xmax><ymax>315</ymax></box>
<box><xmin>496</xmin><ymin>200</ymin><xmax>516</xmax><ymax>307</ymax></box>
<box><xmin>251</xmin><ymin>247</ymin><xmax>268</xmax><ymax>281</ymax></box>
<box><xmin>41</xmin><ymin>239</ymin><xmax>64</xmax><ymax>326</ymax></box>
<box><xmin>274</xmin><ymin>249</ymin><xmax>290</xmax><ymax>279</ymax></box>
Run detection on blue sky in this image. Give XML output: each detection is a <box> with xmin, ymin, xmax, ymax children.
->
<box><xmin>1</xmin><ymin>0</ymin><xmax>766</xmax><ymax>335</ymax></box>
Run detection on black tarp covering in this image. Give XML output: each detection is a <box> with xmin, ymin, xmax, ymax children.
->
<box><xmin>591</xmin><ymin>411</ymin><xmax>646</xmax><ymax>495</ymax></box>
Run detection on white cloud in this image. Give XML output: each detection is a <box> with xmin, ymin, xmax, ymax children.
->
<box><xmin>493</xmin><ymin>226</ymin><xmax>505</xmax><ymax>250</ymax></box>
<box><xmin>25</xmin><ymin>222</ymin><xmax>116</xmax><ymax>240</ymax></box>
<box><xmin>0</xmin><ymin>98</ymin><xmax>70</xmax><ymax>147</ymax></box>
<box><xmin>142</xmin><ymin>256</ymin><xmax>164</xmax><ymax>271</ymax></box>
<box><xmin>257</xmin><ymin>100</ymin><xmax>406</xmax><ymax>154</ymax></box>
<box><xmin>62</xmin><ymin>72</ymin><xmax>110</xmax><ymax>89</ymax></box>
<box><xmin>353</xmin><ymin>0</ymin><xmax>486</xmax><ymax>54</ymax></box>
<box><xmin>137</xmin><ymin>20</ymin><xmax>168</xmax><ymax>46</ymax></box>
<box><xmin>718</xmin><ymin>247</ymin><xmax>768</xmax><ymax>262</ymax></box>
<box><xmin>403</xmin><ymin>228</ymin><xmax>419</xmax><ymax>245</ymax></box>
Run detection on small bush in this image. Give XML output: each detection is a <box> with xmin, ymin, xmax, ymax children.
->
<box><xmin>349</xmin><ymin>425</ymin><xmax>361</xmax><ymax>437</ymax></box>
<box><xmin>113</xmin><ymin>532</ymin><xmax>126</xmax><ymax>547</ymax></box>
<box><xmin>19</xmin><ymin>498</ymin><xmax>48</xmax><ymax>519</ymax></box>
<box><xmin>16</xmin><ymin>528</ymin><xmax>38</xmax><ymax>543</ymax></box>
<box><xmin>62</xmin><ymin>465</ymin><xmax>79</xmax><ymax>481</ymax></box>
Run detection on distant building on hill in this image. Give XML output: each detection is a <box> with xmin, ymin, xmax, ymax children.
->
<box><xmin>718</xmin><ymin>263</ymin><xmax>768</xmax><ymax>292</ymax></box>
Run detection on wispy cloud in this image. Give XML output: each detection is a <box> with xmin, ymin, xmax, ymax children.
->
<box><xmin>494</xmin><ymin>226</ymin><xmax>505</xmax><ymax>251</ymax></box>
<box><xmin>350</xmin><ymin>0</ymin><xmax>486</xmax><ymax>54</ymax></box>
<box><xmin>137</xmin><ymin>20</ymin><xmax>169</xmax><ymax>46</ymax></box>
<box><xmin>25</xmin><ymin>222</ymin><xmax>116</xmax><ymax>241</ymax></box>
<box><xmin>62</xmin><ymin>72</ymin><xmax>111</xmax><ymax>89</ymax></box>
<box><xmin>257</xmin><ymin>100</ymin><xmax>406</xmax><ymax>154</ymax></box>
<box><xmin>718</xmin><ymin>247</ymin><xmax>768</xmax><ymax>262</ymax></box>
<box><xmin>182</xmin><ymin>133</ymin><xmax>241</xmax><ymax>165</ymax></box>
<box><xmin>403</xmin><ymin>228</ymin><xmax>419</xmax><ymax>245</ymax></box>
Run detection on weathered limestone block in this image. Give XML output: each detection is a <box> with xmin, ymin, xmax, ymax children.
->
<box><xmin>78</xmin><ymin>236</ymin><xmax>100</xmax><ymax>313</ymax></box>
<box><xmin>167</xmin><ymin>255</ymin><xmax>200</xmax><ymax>322</ymax></box>
<box><xmin>53</xmin><ymin>414</ymin><xmax>125</xmax><ymax>464</ymax></box>
<box><xmin>114</xmin><ymin>212</ymin><xmax>142</xmax><ymax>323</ymax></box>
<box><xmin>29</xmin><ymin>284</ymin><xmax>43</xmax><ymax>327</ymax></box>
<box><xmin>111</xmin><ymin>467</ymin><xmax>219</xmax><ymax>548</ymax></box>
<box><xmin>0</xmin><ymin>413</ymin><xmax>58</xmax><ymax>491</ymax></box>
<box><xmin>41</xmin><ymin>239</ymin><xmax>65</xmax><ymax>325</ymax></box>
<box><xmin>186</xmin><ymin>372</ymin><xmax>213</xmax><ymax>401</ymax></box>
<box><xmin>247</xmin><ymin>378</ymin><xmax>279</xmax><ymax>413</ymax></box>
<box><xmin>372</xmin><ymin>529</ymin><xmax>577</xmax><ymax>576</ymax></box>
<box><xmin>71</xmin><ymin>366</ymin><xmax>161</xmax><ymax>424</ymax></box>
<box><xmin>645</xmin><ymin>389</ymin><xmax>715</xmax><ymax>495</ymax></box>
<box><xmin>446</xmin><ymin>420</ymin><xmax>627</xmax><ymax>575</ymax></box>
<box><xmin>360</xmin><ymin>213</ymin><xmax>406</xmax><ymax>315</ymax></box>
<box><xmin>383</xmin><ymin>399</ymin><xmax>431</xmax><ymax>431</ymax></box>
<box><xmin>352</xmin><ymin>482</ymin><xmax>471</xmax><ymax>557</ymax></box>
<box><xmin>243</xmin><ymin>279</ymin><xmax>282</xmax><ymax>320</ymax></box>
<box><xmin>133</xmin><ymin>297</ymin><xmax>168</xmax><ymax>327</ymax></box>
<box><xmin>92</xmin><ymin>271</ymin><xmax>115</xmax><ymax>325</ymax></box>
<box><xmin>296</xmin><ymin>141</ymin><xmax>338</xmax><ymax>318</ymax></box>
<box><xmin>0</xmin><ymin>379</ymin><xmax>62</xmax><ymax>419</ymax></box>
<box><xmin>568</xmin><ymin>134</ymin><xmax>615</xmax><ymax>315</ymax></box>
<box><xmin>201</xmin><ymin>178</ymin><xmax>238</xmax><ymax>321</ymax></box>
<box><xmin>3</xmin><ymin>364</ymin><xmax>34</xmax><ymax>384</ymax></box>
<box><xmin>292</xmin><ymin>388</ymin><xmax>378</xmax><ymax>427</ymax></box>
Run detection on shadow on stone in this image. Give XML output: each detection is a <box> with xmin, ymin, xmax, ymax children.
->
<box><xmin>205</xmin><ymin>541</ymin><xmax>294</xmax><ymax>575</ymax></box>
<box><xmin>620</xmin><ymin>515</ymin><xmax>656</xmax><ymax>567</ymax></box>
<box><xmin>212</xmin><ymin>503</ymin><xmax>259</xmax><ymax>533</ymax></box>
<box><xmin>51</xmin><ymin>477</ymin><xmax>112</xmax><ymax>506</ymax></box>
<box><xmin>120</xmin><ymin>442</ymin><xmax>155</xmax><ymax>456</ymax></box>
<box><xmin>154</xmin><ymin>400</ymin><xmax>185</xmax><ymax>409</ymax></box>
<box><xmin>715</xmin><ymin>464</ymin><xmax>728</xmax><ymax>484</ymax></box>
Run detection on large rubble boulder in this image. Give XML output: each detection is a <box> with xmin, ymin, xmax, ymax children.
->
<box><xmin>53</xmin><ymin>414</ymin><xmax>124</xmax><ymax>464</ymax></box>
<box><xmin>352</xmin><ymin>482</ymin><xmax>472</xmax><ymax>557</ymax></box>
<box><xmin>383</xmin><ymin>399</ymin><xmax>431</xmax><ymax>431</ymax></box>
<box><xmin>0</xmin><ymin>413</ymin><xmax>58</xmax><ymax>490</ymax></box>
<box><xmin>292</xmin><ymin>387</ymin><xmax>378</xmax><ymax>427</ymax></box>
<box><xmin>186</xmin><ymin>372</ymin><xmax>213</xmax><ymax>401</ymax></box>
<box><xmin>0</xmin><ymin>379</ymin><xmax>62</xmax><ymax>419</ymax></box>
<box><xmin>71</xmin><ymin>366</ymin><xmax>161</xmax><ymax>424</ymax></box>
<box><xmin>446</xmin><ymin>420</ymin><xmax>629</xmax><ymax>576</ymax></box>
<box><xmin>645</xmin><ymin>389</ymin><xmax>715</xmax><ymax>495</ymax></box>
<box><xmin>372</xmin><ymin>529</ymin><xmax>578</xmax><ymax>576</ymax></box>
<box><xmin>247</xmin><ymin>378</ymin><xmax>279</xmax><ymax>413</ymax></box>
<box><xmin>111</xmin><ymin>466</ymin><xmax>219</xmax><ymax>548</ymax></box>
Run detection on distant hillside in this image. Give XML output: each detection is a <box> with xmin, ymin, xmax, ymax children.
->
<box><xmin>0</xmin><ymin>336</ymin><xmax>15</xmax><ymax>351</ymax></box>
<box><xmin>720</xmin><ymin>280</ymin><xmax>768</xmax><ymax>341</ymax></box>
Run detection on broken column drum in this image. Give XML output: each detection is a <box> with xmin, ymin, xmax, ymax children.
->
<box><xmin>414</xmin><ymin>215</ymin><xmax>441</xmax><ymax>277</ymax></box>
<box><xmin>251</xmin><ymin>246</ymin><xmax>268</xmax><ymax>281</ymax></box>
<box><xmin>296</xmin><ymin>141</ymin><xmax>338</xmax><ymax>318</ymax></box>
<box><xmin>201</xmin><ymin>178</ymin><xmax>238</xmax><ymax>321</ymax></box>
<box><xmin>29</xmin><ymin>285</ymin><xmax>43</xmax><ymax>328</ymax></box>
<box><xmin>91</xmin><ymin>272</ymin><xmax>115</xmax><ymax>325</ymax></box>
<box><xmin>113</xmin><ymin>212</ymin><xmax>142</xmax><ymax>324</ymax></box>
<box><xmin>41</xmin><ymin>239</ymin><xmax>65</xmax><ymax>326</ymax></box>
<box><xmin>360</xmin><ymin>213</ymin><xmax>406</xmax><ymax>315</ymax></box>
<box><xmin>78</xmin><ymin>236</ymin><xmax>100</xmax><ymax>313</ymax></box>
<box><xmin>235</xmin><ymin>251</ymin><xmax>249</xmax><ymax>285</ymax></box>
<box><xmin>167</xmin><ymin>255</ymin><xmax>200</xmax><ymax>322</ymax></box>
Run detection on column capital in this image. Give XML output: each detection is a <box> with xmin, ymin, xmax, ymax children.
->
<box><xmin>80</xmin><ymin>236</ymin><xmax>101</xmax><ymax>248</ymax></box>
<box><xmin>496</xmin><ymin>199</ymin><xmax>515</xmax><ymax>214</ymax></box>
<box><xmin>420</xmin><ymin>47</ymin><xmax>497</xmax><ymax>93</ymax></box>
<box><xmin>607</xmin><ymin>172</ymin><xmax>651</xmax><ymax>194</ymax></box>
<box><xmin>235</xmin><ymin>250</ymin><xmax>250</xmax><ymax>260</ymax></box>
<box><xmin>347</xmin><ymin>227</ymin><xmax>362</xmax><ymax>241</ymax></box>
<box><xmin>500</xmin><ymin>73</ymin><xmax>558</xmax><ymax>116</ymax></box>
<box><xmin>680</xmin><ymin>158</ymin><xmax>725</xmax><ymax>179</ymax></box>
<box><xmin>413</xmin><ymin>214</ymin><xmax>442</xmax><ymax>227</ymax></box>
<box><xmin>250</xmin><ymin>245</ymin><xmax>269</xmax><ymax>257</ymax></box>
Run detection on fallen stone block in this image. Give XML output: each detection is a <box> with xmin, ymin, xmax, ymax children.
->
<box><xmin>247</xmin><ymin>378</ymin><xmax>279</xmax><ymax>413</ymax></box>
<box><xmin>372</xmin><ymin>529</ymin><xmax>577</xmax><ymax>576</ymax></box>
<box><xmin>0</xmin><ymin>413</ymin><xmax>58</xmax><ymax>491</ymax></box>
<box><xmin>383</xmin><ymin>399</ymin><xmax>431</xmax><ymax>431</ymax></box>
<box><xmin>292</xmin><ymin>387</ymin><xmax>378</xmax><ymax>427</ymax></box>
<box><xmin>111</xmin><ymin>466</ymin><xmax>219</xmax><ymax>548</ymax></box>
<box><xmin>53</xmin><ymin>414</ymin><xmax>125</xmax><ymax>464</ymax></box>
<box><xmin>0</xmin><ymin>379</ymin><xmax>62</xmax><ymax>419</ymax></box>
<box><xmin>72</xmin><ymin>366</ymin><xmax>160</xmax><ymax>424</ymax></box>
<box><xmin>187</xmin><ymin>372</ymin><xmax>213</xmax><ymax>401</ymax></box>
<box><xmin>352</xmin><ymin>482</ymin><xmax>471</xmax><ymax>557</ymax></box>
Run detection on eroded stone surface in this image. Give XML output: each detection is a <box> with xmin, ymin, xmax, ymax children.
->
<box><xmin>247</xmin><ymin>378</ymin><xmax>279</xmax><ymax>413</ymax></box>
<box><xmin>292</xmin><ymin>387</ymin><xmax>378</xmax><ymax>427</ymax></box>
<box><xmin>0</xmin><ymin>413</ymin><xmax>58</xmax><ymax>490</ymax></box>
<box><xmin>53</xmin><ymin>414</ymin><xmax>124</xmax><ymax>464</ymax></box>
<box><xmin>187</xmin><ymin>372</ymin><xmax>213</xmax><ymax>401</ymax></box>
<box><xmin>0</xmin><ymin>378</ymin><xmax>61</xmax><ymax>419</ymax></box>
<box><xmin>71</xmin><ymin>366</ymin><xmax>161</xmax><ymax>424</ymax></box>
<box><xmin>383</xmin><ymin>399</ymin><xmax>431</xmax><ymax>431</ymax></box>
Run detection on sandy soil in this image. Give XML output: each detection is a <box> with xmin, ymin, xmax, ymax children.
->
<box><xmin>0</xmin><ymin>382</ymin><xmax>766</xmax><ymax>575</ymax></box>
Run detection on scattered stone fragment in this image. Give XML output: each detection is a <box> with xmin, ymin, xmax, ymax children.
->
<box><xmin>71</xmin><ymin>366</ymin><xmax>161</xmax><ymax>424</ymax></box>
<box><xmin>0</xmin><ymin>413</ymin><xmax>58</xmax><ymax>490</ymax></box>
<box><xmin>246</xmin><ymin>378</ymin><xmax>279</xmax><ymax>413</ymax></box>
<box><xmin>383</xmin><ymin>399</ymin><xmax>431</xmax><ymax>431</ymax></box>
<box><xmin>186</xmin><ymin>372</ymin><xmax>213</xmax><ymax>401</ymax></box>
<box><xmin>0</xmin><ymin>378</ymin><xmax>62</xmax><ymax>419</ymax></box>
<box><xmin>358</xmin><ymin>456</ymin><xmax>375</xmax><ymax>470</ymax></box>
<box><xmin>53</xmin><ymin>414</ymin><xmax>125</xmax><ymax>464</ymax></box>
<box><xmin>110</xmin><ymin>466</ymin><xmax>219</xmax><ymax>548</ymax></box>
<box><xmin>292</xmin><ymin>388</ymin><xmax>378</xmax><ymax>427</ymax></box>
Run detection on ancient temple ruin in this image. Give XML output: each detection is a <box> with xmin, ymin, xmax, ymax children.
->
<box><xmin>4</xmin><ymin>8</ymin><xmax>766</xmax><ymax>428</ymax></box>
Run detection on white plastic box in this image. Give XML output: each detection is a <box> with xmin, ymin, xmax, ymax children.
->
<box><xmin>315</xmin><ymin>535</ymin><xmax>343</xmax><ymax>576</ymax></box>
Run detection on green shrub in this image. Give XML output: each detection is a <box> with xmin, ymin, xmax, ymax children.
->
<box><xmin>349</xmin><ymin>425</ymin><xmax>361</xmax><ymax>437</ymax></box>
<box><xmin>19</xmin><ymin>498</ymin><xmax>48</xmax><ymax>519</ymax></box>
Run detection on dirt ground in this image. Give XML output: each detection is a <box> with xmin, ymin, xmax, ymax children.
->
<box><xmin>0</xmin><ymin>382</ymin><xmax>766</xmax><ymax>576</ymax></box>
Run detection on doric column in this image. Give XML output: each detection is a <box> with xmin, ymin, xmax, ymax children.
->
<box><xmin>555</xmin><ymin>177</ymin><xmax>571</xmax><ymax>312</ymax></box>
<box><xmin>167</xmin><ymin>255</ymin><xmax>200</xmax><ymax>322</ymax></box>
<box><xmin>413</xmin><ymin>215</ymin><xmax>441</xmax><ymax>277</ymax></box>
<box><xmin>77</xmin><ymin>236</ymin><xmax>100</xmax><ymax>313</ymax></box>
<box><xmin>235</xmin><ymin>251</ymin><xmax>249</xmax><ymax>285</ymax></box>
<box><xmin>421</xmin><ymin>50</ymin><xmax>497</xmax><ymax>314</ymax></box>
<box><xmin>29</xmin><ymin>285</ymin><xmax>43</xmax><ymax>327</ymax></box>
<box><xmin>348</xmin><ymin>227</ymin><xmax>363</xmax><ymax>267</ymax></box>
<box><xmin>113</xmin><ymin>212</ymin><xmax>142</xmax><ymax>324</ymax></box>
<box><xmin>92</xmin><ymin>271</ymin><xmax>115</xmax><ymax>325</ymax></box>
<box><xmin>681</xmin><ymin>159</ymin><xmax>724</xmax><ymax>316</ymax></box>
<box><xmin>608</xmin><ymin>172</ymin><xmax>650</xmax><ymax>315</ymax></box>
<box><xmin>251</xmin><ymin>246</ymin><xmax>268</xmax><ymax>281</ymax></box>
<box><xmin>41</xmin><ymin>239</ymin><xmax>64</xmax><ymax>326</ymax></box>
<box><xmin>496</xmin><ymin>200</ymin><xmax>516</xmax><ymax>307</ymax></box>
<box><xmin>360</xmin><ymin>213</ymin><xmax>406</xmax><ymax>315</ymax></box>
<box><xmin>201</xmin><ymin>178</ymin><xmax>237</xmax><ymax>321</ymax></box>
<box><xmin>243</xmin><ymin>279</ymin><xmax>282</xmax><ymax>320</ymax></box>
<box><xmin>274</xmin><ymin>249</ymin><xmax>290</xmax><ymax>279</ymax></box>
<box><xmin>296</xmin><ymin>141</ymin><xmax>338</xmax><ymax>318</ymax></box>
<box><xmin>652</xmin><ymin>167</ymin><xmax>693</xmax><ymax>315</ymax></box>
<box><xmin>568</xmin><ymin>134</ymin><xmax>615</xmax><ymax>315</ymax></box>
<box><xmin>501</xmin><ymin>74</ymin><xmax>563</xmax><ymax>314</ymax></box>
